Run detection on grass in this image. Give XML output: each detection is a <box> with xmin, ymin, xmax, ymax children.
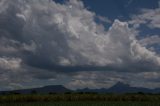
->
<box><xmin>1</xmin><ymin>93</ymin><xmax>160</xmax><ymax>106</ymax></box>
<box><xmin>1</xmin><ymin>102</ymin><xmax>160</xmax><ymax>106</ymax></box>
<box><xmin>1</xmin><ymin>94</ymin><xmax>160</xmax><ymax>102</ymax></box>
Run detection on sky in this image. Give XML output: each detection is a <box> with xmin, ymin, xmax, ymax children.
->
<box><xmin>0</xmin><ymin>0</ymin><xmax>160</xmax><ymax>90</ymax></box>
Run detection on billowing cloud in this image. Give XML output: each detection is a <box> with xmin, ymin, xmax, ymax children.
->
<box><xmin>0</xmin><ymin>0</ymin><xmax>160</xmax><ymax>90</ymax></box>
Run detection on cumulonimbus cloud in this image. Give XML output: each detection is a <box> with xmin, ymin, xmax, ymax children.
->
<box><xmin>0</xmin><ymin>0</ymin><xmax>160</xmax><ymax>71</ymax></box>
<box><xmin>0</xmin><ymin>0</ymin><xmax>160</xmax><ymax>90</ymax></box>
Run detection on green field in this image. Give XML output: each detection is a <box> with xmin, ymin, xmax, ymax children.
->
<box><xmin>1</xmin><ymin>94</ymin><xmax>160</xmax><ymax>102</ymax></box>
<box><xmin>1</xmin><ymin>102</ymin><xmax>160</xmax><ymax>106</ymax></box>
<box><xmin>1</xmin><ymin>94</ymin><xmax>160</xmax><ymax>106</ymax></box>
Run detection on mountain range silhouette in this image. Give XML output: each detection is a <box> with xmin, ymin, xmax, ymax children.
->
<box><xmin>1</xmin><ymin>82</ymin><xmax>160</xmax><ymax>94</ymax></box>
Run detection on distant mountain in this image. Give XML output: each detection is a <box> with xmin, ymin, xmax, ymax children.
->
<box><xmin>1</xmin><ymin>82</ymin><xmax>160</xmax><ymax>94</ymax></box>
<box><xmin>0</xmin><ymin>85</ymin><xmax>71</xmax><ymax>94</ymax></box>
<box><xmin>107</xmin><ymin>82</ymin><xmax>152</xmax><ymax>93</ymax></box>
<box><xmin>77</xmin><ymin>82</ymin><xmax>160</xmax><ymax>94</ymax></box>
<box><xmin>76</xmin><ymin>88</ymin><xmax>108</xmax><ymax>93</ymax></box>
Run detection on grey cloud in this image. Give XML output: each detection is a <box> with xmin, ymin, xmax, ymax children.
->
<box><xmin>97</xmin><ymin>15</ymin><xmax>112</xmax><ymax>23</ymax></box>
<box><xmin>139</xmin><ymin>35</ymin><xmax>160</xmax><ymax>46</ymax></box>
<box><xmin>1</xmin><ymin>0</ymin><xmax>159</xmax><ymax>69</ymax></box>
<box><xmin>129</xmin><ymin>3</ymin><xmax>160</xmax><ymax>29</ymax></box>
<box><xmin>0</xmin><ymin>0</ymin><xmax>160</xmax><ymax>90</ymax></box>
<box><xmin>0</xmin><ymin>57</ymin><xmax>22</xmax><ymax>70</ymax></box>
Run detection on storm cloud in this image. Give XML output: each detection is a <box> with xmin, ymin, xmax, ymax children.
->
<box><xmin>0</xmin><ymin>0</ymin><xmax>160</xmax><ymax>90</ymax></box>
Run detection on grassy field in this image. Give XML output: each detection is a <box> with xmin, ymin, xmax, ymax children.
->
<box><xmin>1</xmin><ymin>94</ymin><xmax>160</xmax><ymax>106</ymax></box>
<box><xmin>1</xmin><ymin>94</ymin><xmax>160</xmax><ymax>102</ymax></box>
<box><xmin>1</xmin><ymin>102</ymin><xmax>160</xmax><ymax>106</ymax></box>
